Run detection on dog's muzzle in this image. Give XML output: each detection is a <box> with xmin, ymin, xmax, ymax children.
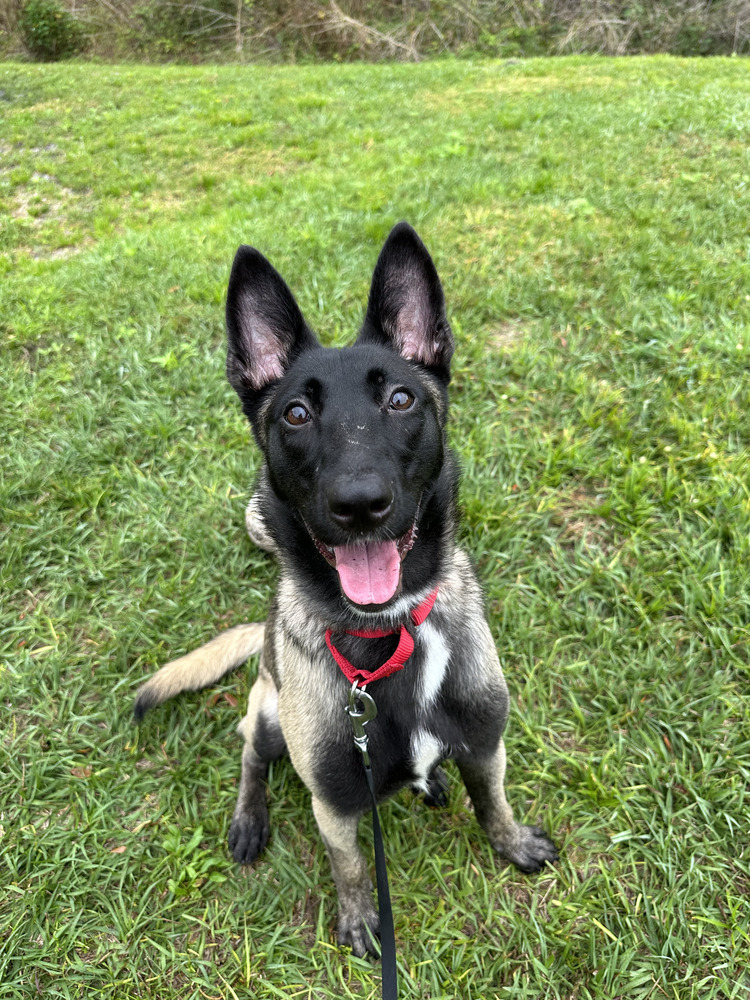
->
<box><xmin>309</xmin><ymin>517</ymin><xmax>419</xmax><ymax>607</ymax></box>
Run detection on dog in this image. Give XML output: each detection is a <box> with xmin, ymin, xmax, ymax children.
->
<box><xmin>134</xmin><ymin>222</ymin><xmax>558</xmax><ymax>957</ymax></box>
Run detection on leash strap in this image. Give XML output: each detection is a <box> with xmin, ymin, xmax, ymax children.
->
<box><xmin>338</xmin><ymin>590</ymin><xmax>440</xmax><ymax>999</ymax></box>
<box><xmin>364</xmin><ymin>763</ymin><xmax>398</xmax><ymax>1000</ymax></box>
<box><xmin>346</xmin><ymin>686</ymin><xmax>398</xmax><ymax>999</ymax></box>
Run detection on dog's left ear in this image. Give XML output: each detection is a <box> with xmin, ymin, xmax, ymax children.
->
<box><xmin>358</xmin><ymin>222</ymin><xmax>454</xmax><ymax>380</ymax></box>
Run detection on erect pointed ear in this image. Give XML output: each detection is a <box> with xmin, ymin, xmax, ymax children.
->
<box><xmin>225</xmin><ymin>245</ymin><xmax>319</xmax><ymax>402</ymax></box>
<box><xmin>358</xmin><ymin>222</ymin><xmax>454</xmax><ymax>379</ymax></box>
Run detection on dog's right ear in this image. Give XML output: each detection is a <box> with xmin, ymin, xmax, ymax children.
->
<box><xmin>225</xmin><ymin>246</ymin><xmax>319</xmax><ymax>409</ymax></box>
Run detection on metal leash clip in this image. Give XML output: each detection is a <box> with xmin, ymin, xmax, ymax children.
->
<box><xmin>346</xmin><ymin>680</ymin><xmax>377</xmax><ymax>767</ymax></box>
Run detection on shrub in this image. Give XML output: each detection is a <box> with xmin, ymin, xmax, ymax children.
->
<box><xmin>133</xmin><ymin>0</ymin><xmax>241</xmax><ymax>56</ymax></box>
<box><xmin>19</xmin><ymin>0</ymin><xmax>85</xmax><ymax>60</ymax></box>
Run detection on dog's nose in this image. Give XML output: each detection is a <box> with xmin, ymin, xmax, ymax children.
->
<box><xmin>327</xmin><ymin>474</ymin><xmax>394</xmax><ymax>532</ymax></box>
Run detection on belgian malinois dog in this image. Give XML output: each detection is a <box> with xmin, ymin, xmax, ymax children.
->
<box><xmin>135</xmin><ymin>223</ymin><xmax>558</xmax><ymax>957</ymax></box>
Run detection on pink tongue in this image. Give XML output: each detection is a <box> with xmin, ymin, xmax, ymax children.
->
<box><xmin>334</xmin><ymin>540</ymin><xmax>401</xmax><ymax>605</ymax></box>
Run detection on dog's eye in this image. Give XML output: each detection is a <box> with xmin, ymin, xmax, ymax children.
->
<box><xmin>284</xmin><ymin>403</ymin><xmax>310</xmax><ymax>426</ymax></box>
<box><xmin>389</xmin><ymin>389</ymin><xmax>414</xmax><ymax>411</ymax></box>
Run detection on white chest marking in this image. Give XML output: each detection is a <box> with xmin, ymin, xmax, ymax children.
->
<box><xmin>417</xmin><ymin>620</ymin><xmax>450</xmax><ymax>709</ymax></box>
<box><xmin>410</xmin><ymin>729</ymin><xmax>444</xmax><ymax>792</ymax></box>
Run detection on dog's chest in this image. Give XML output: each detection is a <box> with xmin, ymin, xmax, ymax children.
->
<box><xmin>413</xmin><ymin>619</ymin><xmax>451</xmax><ymax>709</ymax></box>
<box><xmin>308</xmin><ymin>625</ymin><xmax>466</xmax><ymax>812</ymax></box>
<box><xmin>404</xmin><ymin>623</ymin><xmax>452</xmax><ymax>788</ymax></box>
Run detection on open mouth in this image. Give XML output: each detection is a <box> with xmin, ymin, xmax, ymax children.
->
<box><xmin>311</xmin><ymin>522</ymin><xmax>418</xmax><ymax>607</ymax></box>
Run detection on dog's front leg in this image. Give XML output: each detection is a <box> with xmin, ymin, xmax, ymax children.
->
<box><xmin>312</xmin><ymin>796</ymin><xmax>380</xmax><ymax>957</ymax></box>
<box><xmin>228</xmin><ymin>663</ymin><xmax>285</xmax><ymax>865</ymax></box>
<box><xmin>457</xmin><ymin>738</ymin><xmax>558</xmax><ymax>873</ymax></box>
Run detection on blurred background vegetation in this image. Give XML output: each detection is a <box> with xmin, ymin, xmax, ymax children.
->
<box><xmin>2</xmin><ymin>0</ymin><xmax>750</xmax><ymax>62</ymax></box>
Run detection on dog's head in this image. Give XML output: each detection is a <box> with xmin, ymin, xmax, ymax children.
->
<box><xmin>225</xmin><ymin>223</ymin><xmax>456</xmax><ymax>613</ymax></box>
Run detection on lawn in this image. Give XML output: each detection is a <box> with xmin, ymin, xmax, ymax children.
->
<box><xmin>1</xmin><ymin>56</ymin><xmax>749</xmax><ymax>999</ymax></box>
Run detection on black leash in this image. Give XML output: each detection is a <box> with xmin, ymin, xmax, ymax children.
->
<box><xmin>364</xmin><ymin>762</ymin><xmax>398</xmax><ymax>999</ymax></box>
<box><xmin>346</xmin><ymin>684</ymin><xmax>398</xmax><ymax>1000</ymax></box>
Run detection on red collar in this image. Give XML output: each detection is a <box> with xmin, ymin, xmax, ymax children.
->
<box><xmin>325</xmin><ymin>588</ymin><xmax>439</xmax><ymax>688</ymax></box>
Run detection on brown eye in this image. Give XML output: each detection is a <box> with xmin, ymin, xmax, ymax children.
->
<box><xmin>284</xmin><ymin>403</ymin><xmax>310</xmax><ymax>426</ymax></box>
<box><xmin>389</xmin><ymin>389</ymin><xmax>414</xmax><ymax>411</ymax></box>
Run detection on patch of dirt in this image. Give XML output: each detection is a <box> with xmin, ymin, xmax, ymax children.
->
<box><xmin>552</xmin><ymin>486</ymin><xmax>614</xmax><ymax>553</ymax></box>
<box><xmin>421</xmin><ymin>73</ymin><xmax>622</xmax><ymax>114</ymax></box>
<box><xmin>551</xmin><ymin>730</ymin><xmax>588</xmax><ymax>753</ymax></box>
<box><xmin>204</xmin><ymin>145</ymin><xmax>291</xmax><ymax>176</ymax></box>
<box><xmin>290</xmin><ymin>887</ymin><xmax>319</xmax><ymax>950</ymax></box>
<box><xmin>31</xmin><ymin>245</ymin><xmax>82</xmax><ymax>261</ymax></box>
<box><xmin>12</xmin><ymin>173</ymin><xmax>78</xmax><ymax>224</ymax></box>
<box><xmin>502</xmin><ymin>873</ymin><xmax>560</xmax><ymax>920</ymax></box>
<box><xmin>489</xmin><ymin>321</ymin><xmax>526</xmax><ymax>351</ymax></box>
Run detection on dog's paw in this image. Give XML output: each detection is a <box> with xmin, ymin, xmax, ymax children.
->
<box><xmin>228</xmin><ymin>804</ymin><xmax>269</xmax><ymax>865</ymax></box>
<box><xmin>337</xmin><ymin>905</ymin><xmax>380</xmax><ymax>958</ymax></box>
<box><xmin>493</xmin><ymin>824</ymin><xmax>559</xmax><ymax>874</ymax></box>
<box><xmin>422</xmin><ymin>766</ymin><xmax>449</xmax><ymax>808</ymax></box>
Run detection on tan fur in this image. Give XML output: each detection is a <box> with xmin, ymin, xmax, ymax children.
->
<box><xmin>312</xmin><ymin>795</ymin><xmax>378</xmax><ymax>953</ymax></box>
<box><xmin>228</xmin><ymin>659</ymin><xmax>281</xmax><ymax>856</ymax></box>
<box><xmin>136</xmin><ymin>623</ymin><xmax>265</xmax><ymax>711</ymax></box>
<box><xmin>237</xmin><ymin>659</ymin><xmax>278</xmax><ymax>742</ymax></box>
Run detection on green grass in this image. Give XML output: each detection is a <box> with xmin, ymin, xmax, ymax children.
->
<box><xmin>1</xmin><ymin>56</ymin><xmax>749</xmax><ymax>999</ymax></box>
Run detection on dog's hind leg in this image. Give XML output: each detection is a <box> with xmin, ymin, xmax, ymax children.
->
<box><xmin>457</xmin><ymin>739</ymin><xmax>558</xmax><ymax>873</ymax></box>
<box><xmin>312</xmin><ymin>796</ymin><xmax>380</xmax><ymax>958</ymax></box>
<box><xmin>228</xmin><ymin>662</ymin><xmax>286</xmax><ymax>865</ymax></box>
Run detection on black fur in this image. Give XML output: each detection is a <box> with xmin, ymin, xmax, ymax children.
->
<box><xmin>133</xmin><ymin>688</ymin><xmax>157</xmax><ymax>723</ymax></box>
<box><xmin>253</xmin><ymin>712</ymin><xmax>287</xmax><ymax>762</ymax></box>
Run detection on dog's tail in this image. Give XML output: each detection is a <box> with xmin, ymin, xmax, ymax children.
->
<box><xmin>134</xmin><ymin>623</ymin><xmax>265</xmax><ymax>722</ymax></box>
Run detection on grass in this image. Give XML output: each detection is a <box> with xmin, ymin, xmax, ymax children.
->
<box><xmin>1</xmin><ymin>55</ymin><xmax>749</xmax><ymax>999</ymax></box>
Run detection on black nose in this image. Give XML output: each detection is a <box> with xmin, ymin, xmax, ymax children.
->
<box><xmin>327</xmin><ymin>474</ymin><xmax>394</xmax><ymax>532</ymax></box>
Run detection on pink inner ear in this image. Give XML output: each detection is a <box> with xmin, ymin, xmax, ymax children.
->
<box><xmin>400</xmin><ymin>329</ymin><xmax>430</xmax><ymax>364</ymax></box>
<box><xmin>251</xmin><ymin>336</ymin><xmax>285</xmax><ymax>388</ymax></box>
<box><xmin>237</xmin><ymin>291</ymin><xmax>287</xmax><ymax>389</ymax></box>
<box><xmin>395</xmin><ymin>292</ymin><xmax>436</xmax><ymax>365</ymax></box>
